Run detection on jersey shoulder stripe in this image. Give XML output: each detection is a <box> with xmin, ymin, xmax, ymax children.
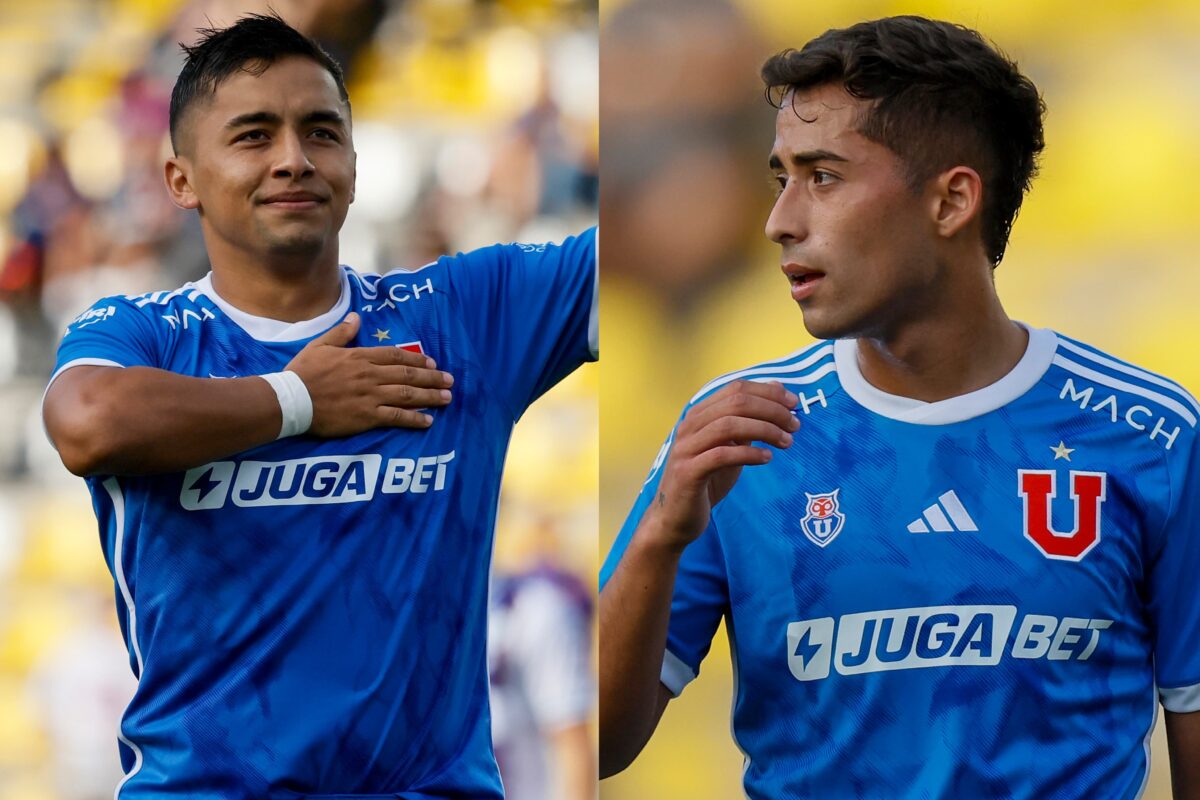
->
<box><xmin>344</xmin><ymin>266</ymin><xmax>378</xmax><ymax>300</ymax></box>
<box><xmin>128</xmin><ymin>289</ymin><xmax>168</xmax><ymax>306</ymax></box>
<box><xmin>1051</xmin><ymin>341</ymin><xmax>1198</xmax><ymax>429</ymax></box>
<box><xmin>1055</xmin><ymin>334</ymin><xmax>1200</xmax><ymax>418</ymax></box>
<box><xmin>63</xmin><ymin>290</ymin><xmax>183</xmax><ymax>340</ymax></box>
<box><xmin>690</xmin><ymin>340</ymin><xmax>835</xmax><ymax>404</ymax></box>
<box><xmin>130</xmin><ymin>284</ymin><xmax>203</xmax><ymax>309</ymax></box>
<box><xmin>127</xmin><ymin>283</ymin><xmax>221</xmax><ymax>339</ymax></box>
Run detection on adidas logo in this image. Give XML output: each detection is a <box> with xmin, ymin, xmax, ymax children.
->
<box><xmin>907</xmin><ymin>490</ymin><xmax>978</xmax><ymax>533</ymax></box>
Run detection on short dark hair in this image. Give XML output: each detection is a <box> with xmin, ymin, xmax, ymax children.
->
<box><xmin>762</xmin><ymin>16</ymin><xmax>1045</xmax><ymax>266</ymax></box>
<box><xmin>169</xmin><ymin>13</ymin><xmax>350</xmax><ymax>154</ymax></box>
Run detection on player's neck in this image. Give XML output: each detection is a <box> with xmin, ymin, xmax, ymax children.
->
<box><xmin>207</xmin><ymin>246</ymin><xmax>343</xmax><ymax>324</ymax></box>
<box><xmin>853</xmin><ymin>295</ymin><xmax>1028</xmax><ymax>404</ymax></box>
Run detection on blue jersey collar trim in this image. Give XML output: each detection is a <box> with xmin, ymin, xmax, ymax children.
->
<box><xmin>833</xmin><ymin>323</ymin><xmax>1058</xmax><ymax>425</ymax></box>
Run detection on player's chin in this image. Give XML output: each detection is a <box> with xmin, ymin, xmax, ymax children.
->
<box><xmin>263</xmin><ymin>229</ymin><xmax>330</xmax><ymax>257</ymax></box>
<box><xmin>796</xmin><ymin>305</ymin><xmax>852</xmax><ymax>342</ymax></box>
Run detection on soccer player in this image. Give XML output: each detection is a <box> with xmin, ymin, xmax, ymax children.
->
<box><xmin>599</xmin><ymin>16</ymin><xmax>1200</xmax><ymax>798</ymax></box>
<box><xmin>41</xmin><ymin>14</ymin><xmax>596</xmax><ymax>799</ymax></box>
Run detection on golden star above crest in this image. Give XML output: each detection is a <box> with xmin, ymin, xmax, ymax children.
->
<box><xmin>372</xmin><ymin>328</ymin><xmax>390</xmax><ymax>342</ymax></box>
<box><xmin>1050</xmin><ymin>441</ymin><xmax>1074</xmax><ymax>461</ymax></box>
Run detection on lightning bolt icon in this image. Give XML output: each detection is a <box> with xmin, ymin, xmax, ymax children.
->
<box><xmin>793</xmin><ymin>627</ymin><xmax>823</xmax><ymax>671</ymax></box>
<box><xmin>188</xmin><ymin>467</ymin><xmax>222</xmax><ymax>504</ymax></box>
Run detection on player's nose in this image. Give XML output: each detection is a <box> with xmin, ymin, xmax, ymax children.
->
<box><xmin>271</xmin><ymin>130</ymin><xmax>315</xmax><ymax>179</ymax></box>
<box><xmin>765</xmin><ymin>186</ymin><xmax>809</xmax><ymax>245</ymax></box>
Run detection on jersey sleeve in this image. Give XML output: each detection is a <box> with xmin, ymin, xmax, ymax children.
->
<box><xmin>444</xmin><ymin>227</ymin><xmax>596</xmax><ymax>419</ymax></box>
<box><xmin>50</xmin><ymin>296</ymin><xmax>162</xmax><ymax>383</ymax></box>
<box><xmin>1147</xmin><ymin>428</ymin><xmax>1200</xmax><ymax>712</ymax></box>
<box><xmin>599</xmin><ymin>423</ymin><xmax>730</xmax><ymax>697</ymax></box>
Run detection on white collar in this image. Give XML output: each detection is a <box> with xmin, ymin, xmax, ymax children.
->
<box><xmin>833</xmin><ymin>324</ymin><xmax>1058</xmax><ymax>425</ymax></box>
<box><xmin>194</xmin><ymin>269</ymin><xmax>350</xmax><ymax>343</ymax></box>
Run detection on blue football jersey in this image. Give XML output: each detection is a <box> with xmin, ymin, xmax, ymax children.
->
<box><xmin>50</xmin><ymin>229</ymin><xmax>596</xmax><ymax>799</ymax></box>
<box><xmin>601</xmin><ymin>325</ymin><xmax>1200</xmax><ymax>799</ymax></box>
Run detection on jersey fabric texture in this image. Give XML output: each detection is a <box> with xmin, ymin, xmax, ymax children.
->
<box><xmin>488</xmin><ymin>566</ymin><xmax>594</xmax><ymax>800</ymax></box>
<box><xmin>49</xmin><ymin>229</ymin><xmax>596</xmax><ymax>799</ymax></box>
<box><xmin>600</xmin><ymin>324</ymin><xmax>1200</xmax><ymax>799</ymax></box>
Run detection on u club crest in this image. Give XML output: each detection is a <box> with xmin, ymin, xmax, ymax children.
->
<box><xmin>801</xmin><ymin>489</ymin><xmax>845</xmax><ymax>548</ymax></box>
<box><xmin>1017</xmin><ymin>469</ymin><xmax>1107</xmax><ymax>561</ymax></box>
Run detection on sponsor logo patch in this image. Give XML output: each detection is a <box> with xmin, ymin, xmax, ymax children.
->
<box><xmin>360</xmin><ymin>278</ymin><xmax>436</xmax><ymax>313</ymax></box>
<box><xmin>1059</xmin><ymin>377</ymin><xmax>1181</xmax><ymax>450</ymax></box>
<box><xmin>787</xmin><ymin>605</ymin><xmax>1112</xmax><ymax>682</ymax></box>
<box><xmin>180</xmin><ymin>451</ymin><xmax>455</xmax><ymax>510</ymax></box>
<box><xmin>65</xmin><ymin>305</ymin><xmax>118</xmax><ymax>335</ymax></box>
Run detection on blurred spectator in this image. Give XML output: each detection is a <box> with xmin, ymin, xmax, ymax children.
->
<box><xmin>490</xmin><ymin>555</ymin><xmax>595</xmax><ymax>800</ymax></box>
<box><xmin>27</xmin><ymin>594</ymin><xmax>136</xmax><ymax>800</ymax></box>
<box><xmin>602</xmin><ymin>0</ymin><xmax>768</xmax><ymax>304</ymax></box>
<box><xmin>491</xmin><ymin>364</ymin><xmax>598</xmax><ymax>799</ymax></box>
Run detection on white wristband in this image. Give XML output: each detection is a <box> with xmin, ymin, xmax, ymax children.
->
<box><xmin>261</xmin><ymin>370</ymin><xmax>313</xmax><ymax>439</ymax></box>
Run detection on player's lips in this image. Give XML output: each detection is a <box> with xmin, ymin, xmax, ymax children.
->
<box><xmin>260</xmin><ymin>191</ymin><xmax>327</xmax><ymax>210</ymax></box>
<box><xmin>782</xmin><ymin>263</ymin><xmax>826</xmax><ymax>302</ymax></box>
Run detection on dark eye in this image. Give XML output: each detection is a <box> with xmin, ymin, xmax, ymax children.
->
<box><xmin>769</xmin><ymin>174</ymin><xmax>787</xmax><ymax>197</ymax></box>
<box><xmin>236</xmin><ymin>130</ymin><xmax>267</xmax><ymax>143</ymax></box>
<box><xmin>812</xmin><ymin>170</ymin><xmax>838</xmax><ymax>186</ymax></box>
<box><xmin>311</xmin><ymin>128</ymin><xmax>340</xmax><ymax>141</ymax></box>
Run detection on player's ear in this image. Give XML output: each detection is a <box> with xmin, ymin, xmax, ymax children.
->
<box><xmin>165</xmin><ymin>155</ymin><xmax>200</xmax><ymax>211</ymax></box>
<box><xmin>930</xmin><ymin>166</ymin><xmax>983</xmax><ymax>240</ymax></box>
<box><xmin>349</xmin><ymin>150</ymin><xmax>356</xmax><ymax>204</ymax></box>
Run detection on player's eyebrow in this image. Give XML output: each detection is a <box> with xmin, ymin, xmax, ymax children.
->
<box><xmin>768</xmin><ymin>149</ymin><xmax>849</xmax><ymax>170</ymax></box>
<box><xmin>225</xmin><ymin>111</ymin><xmax>281</xmax><ymax>129</ymax></box>
<box><xmin>301</xmin><ymin>109</ymin><xmax>347</xmax><ymax>129</ymax></box>
<box><xmin>224</xmin><ymin>109</ymin><xmax>347</xmax><ymax>129</ymax></box>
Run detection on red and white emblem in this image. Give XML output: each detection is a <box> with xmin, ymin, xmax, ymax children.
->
<box><xmin>397</xmin><ymin>340</ymin><xmax>424</xmax><ymax>354</ymax></box>
<box><xmin>801</xmin><ymin>489</ymin><xmax>845</xmax><ymax>548</ymax></box>
<box><xmin>1017</xmin><ymin>470</ymin><xmax>1107</xmax><ymax>561</ymax></box>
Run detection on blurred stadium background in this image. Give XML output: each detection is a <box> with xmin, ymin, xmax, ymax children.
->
<box><xmin>0</xmin><ymin>1</ymin><xmax>596</xmax><ymax>798</ymax></box>
<box><xmin>599</xmin><ymin>0</ymin><xmax>1200</xmax><ymax>797</ymax></box>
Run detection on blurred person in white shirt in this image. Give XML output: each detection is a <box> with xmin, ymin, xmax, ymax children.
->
<box><xmin>489</xmin><ymin>515</ymin><xmax>595</xmax><ymax>800</ymax></box>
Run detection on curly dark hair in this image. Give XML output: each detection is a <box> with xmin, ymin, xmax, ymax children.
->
<box><xmin>169</xmin><ymin>13</ymin><xmax>349</xmax><ymax>154</ymax></box>
<box><xmin>762</xmin><ymin>16</ymin><xmax>1045</xmax><ymax>266</ymax></box>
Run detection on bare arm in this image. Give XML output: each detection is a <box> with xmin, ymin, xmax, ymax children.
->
<box><xmin>1167</xmin><ymin>709</ymin><xmax>1200</xmax><ymax>800</ymax></box>
<box><xmin>599</xmin><ymin>381</ymin><xmax>798</xmax><ymax>777</ymax></box>
<box><xmin>44</xmin><ymin>312</ymin><xmax>453</xmax><ymax>476</ymax></box>
<box><xmin>598</xmin><ymin>525</ymin><xmax>684</xmax><ymax>777</ymax></box>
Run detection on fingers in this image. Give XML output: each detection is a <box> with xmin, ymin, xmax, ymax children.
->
<box><xmin>679</xmin><ymin>416</ymin><xmax>794</xmax><ymax>455</ymax></box>
<box><xmin>360</xmin><ymin>344</ymin><xmax>439</xmax><ymax>370</ymax></box>
<box><xmin>708</xmin><ymin>378</ymin><xmax>795</xmax><ymax>405</ymax></box>
<box><xmin>373</xmin><ymin>364</ymin><xmax>454</xmax><ymax>389</ymax></box>
<box><xmin>378</xmin><ymin>406</ymin><xmax>436</xmax><ymax>429</ymax></box>
<box><xmin>690</xmin><ymin>444</ymin><xmax>774</xmax><ymax>473</ymax></box>
<box><xmin>376</xmin><ymin>384</ymin><xmax>452</xmax><ymax>409</ymax></box>
<box><xmin>664</xmin><ymin>444</ymin><xmax>770</xmax><ymax>496</ymax></box>
<box><xmin>703</xmin><ymin>379</ymin><xmax>798</xmax><ymax>414</ymax></box>
<box><xmin>660</xmin><ymin>381</ymin><xmax>799</xmax><ymax>489</ymax></box>
<box><xmin>312</xmin><ymin>312</ymin><xmax>361</xmax><ymax>347</ymax></box>
<box><xmin>682</xmin><ymin>381</ymin><xmax>799</xmax><ymax>441</ymax></box>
